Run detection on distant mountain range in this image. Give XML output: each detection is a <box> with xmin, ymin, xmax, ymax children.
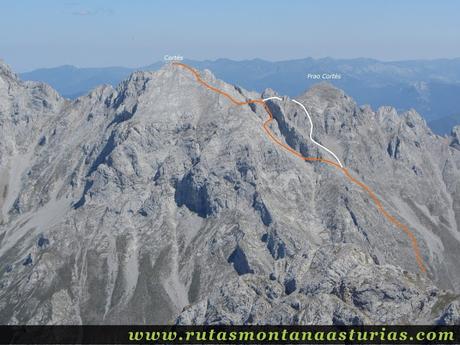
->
<box><xmin>429</xmin><ymin>113</ymin><xmax>460</xmax><ymax>135</ymax></box>
<box><xmin>20</xmin><ymin>57</ymin><xmax>460</xmax><ymax>134</ymax></box>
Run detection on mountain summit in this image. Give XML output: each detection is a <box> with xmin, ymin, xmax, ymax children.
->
<box><xmin>0</xmin><ymin>61</ymin><xmax>459</xmax><ymax>324</ymax></box>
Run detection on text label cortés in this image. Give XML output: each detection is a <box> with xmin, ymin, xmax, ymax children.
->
<box><xmin>164</xmin><ymin>55</ymin><xmax>184</xmax><ymax>61</ymax></box>
<box><xmin>306</xmin><ymin>73</ymin><xmax>342</xmax><ymax>80</ymax></box>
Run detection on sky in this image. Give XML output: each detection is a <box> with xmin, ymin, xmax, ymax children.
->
<box><xmin>1</xmin><ymin>0</ymin><xmax>459</xmax><ymax>72</ymax></box>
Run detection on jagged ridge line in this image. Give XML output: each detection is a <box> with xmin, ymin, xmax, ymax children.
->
<box><xmin>172</xmin><ymin>62</ymin><xmax>427</xmax><ymax>273</ymax></box>
<box><xmin>263</xmin><ymin>96</ymin><xmax>343</xmax><ymax>167</ymax></box>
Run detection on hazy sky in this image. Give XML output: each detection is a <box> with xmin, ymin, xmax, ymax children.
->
<box><xmin>1</xmin><ymin>0</ymin><xmax>459</xmax><ymax>72</ymax></box>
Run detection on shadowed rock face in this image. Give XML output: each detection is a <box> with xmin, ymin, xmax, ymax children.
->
<box><xmin>0</xmin><ymin>60</ymin><xmax>460</xmax><ymax>325</ymax></box>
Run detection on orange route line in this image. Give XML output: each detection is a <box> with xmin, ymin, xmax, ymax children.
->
<box><xmin>173</xmin><ymin>62</ymin><xmax>427</xmax><ymax>273</ymax></box>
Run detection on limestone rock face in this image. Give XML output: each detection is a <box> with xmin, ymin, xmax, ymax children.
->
<box><xmin>0</xmin><ymin>60</ymin><xmax>459</xmax><ymax>325</ymax></box>
<box><xmin>450</xmin><ymin>126</ymin><xmax>460</xmax><ymax>150</ymax></box>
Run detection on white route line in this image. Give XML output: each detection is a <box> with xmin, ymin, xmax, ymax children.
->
<box><xmin>263</xmin><ymin>96</ymin><xmax>344</xmax><ymax>168</ymax></box>
<box><xmin>291</xmin><ymin>99</ymin><xmax>344</xmax><ymax>167</ymax></box>
<box><xmin>262</xmin><ymin>96</ymin><xmax>283</xmax><ymax>101</ymax></box>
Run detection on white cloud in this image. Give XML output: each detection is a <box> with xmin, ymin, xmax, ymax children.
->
<box><xmin>69</xmin><ymin>7</ymin><xmax>114</xmax><ymax>16</ymax></box>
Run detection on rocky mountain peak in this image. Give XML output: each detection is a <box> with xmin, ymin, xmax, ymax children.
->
<box><xmin>0</xmin><ymin>59</ymin><xmax>17</xmax><ymax>81</ymax></box>
<box><xmin>305</xmin><ymin>82</ymin><xmax>347</xmax><ymax>99</ymax></box>
<box><xmin>450</xmin><ymin>125</ymin><xmax>460</xmax><ymax>149</ymax></box>
<box><xmin>294</xmin><ymin>83</ymin><xmax>357</xmax><ymax>122</ymax></box>
<box><xmin>399</xmin><ymin>108</ymin><xmax>431</xmax><ymax>136</ymax></box>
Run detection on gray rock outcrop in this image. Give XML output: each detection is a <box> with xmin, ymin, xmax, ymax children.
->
<box><xmin>0</xmin><ymin>60</ymin><xmax>459</xmax><ymax>325</ymax></box>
